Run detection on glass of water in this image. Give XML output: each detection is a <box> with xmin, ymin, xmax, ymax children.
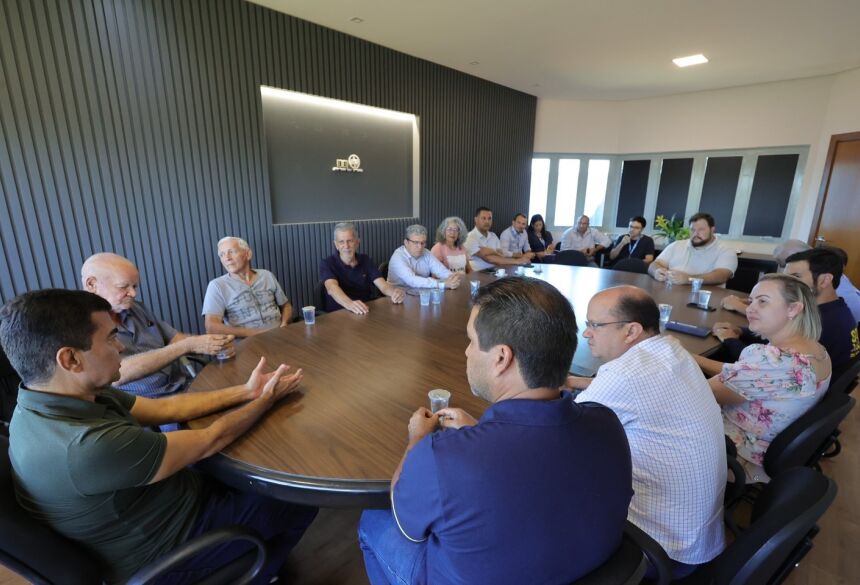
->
<box><xmin>658</xmin><ymin>303</ymin><xmax>672</xmax><ymax>333</ymax></box>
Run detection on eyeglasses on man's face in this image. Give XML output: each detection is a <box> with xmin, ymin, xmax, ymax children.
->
<box><xmin>406</xmin><ymin>239</ymin><xmax>427</xmax><ymax>247</ymax></box>
<box><xmin>583</xmin><ymin>320</ymin><xmax>632</xmax><ymax>330</ymax></box>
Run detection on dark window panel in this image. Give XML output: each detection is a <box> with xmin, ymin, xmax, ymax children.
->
<box><xmin>744</xmin><ymin>154</ymin><xmax>799</xmax><ymax>237</ymax></box>
<box><xmin>700</xmin><ymin>156</ymin><xmax>742</xmax><ymax>233</ymax></box>
<box><xmin>615</xmin><ymin>160</ymin><xmax>650</xmax><ymax>226</ymax></box>
<box><xmin>655</xmin><ymin>158</ymin><xmax>693</xmax><ymax>223</ymax></box>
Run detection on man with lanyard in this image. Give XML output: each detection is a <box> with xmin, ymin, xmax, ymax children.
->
<box><xmin>608</xmin><ymin>216</ymin><xmax>655</xmax><ymax>266</ymax></box>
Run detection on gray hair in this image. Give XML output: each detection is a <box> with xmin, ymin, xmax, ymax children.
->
<box><xmin>80</xmin><ymin>253</ymin><xmax>135</xmax><ymax>287</ymax></box>
<box><xmin>405</xmin><ymin>224</ymin><xmax>427</xmax><ymax>240</ymax></box>
<box><xmin>435</xmin><ymin>216</ymin><xmax>468</xmax><ymax>246</ymax></box>
<box><xmin>333</xmin><ymin>222</ymin><xmax>359</xmax><ymax>241</ymax></box>
<box><xmin>217</xmin><ymin>236</ymin><xmax>250</xmax><ymax>251</ymax></box>
<box><xmin>757</xmin><ymin>273</ymin><xmax>822</xmax><ymax>341</ymax></box>
<box><xmin>773</xmin><ymin>239</ymin><xmax>811</xmax><ymax>267</ymax></box>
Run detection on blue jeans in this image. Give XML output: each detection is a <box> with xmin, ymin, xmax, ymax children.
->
<box><xmin>152</xmin><ymin>483</ymin><xmax>318</xmax><ymax>584</ymax></box>
<box><xmin>358</xmin><ymin>509</ymin><xmax>428</xmax><ymax>585</ymax></box>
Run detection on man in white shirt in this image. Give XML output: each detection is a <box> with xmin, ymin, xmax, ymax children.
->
<box><xmin>388</xmin><ymin>224</ymin><xmax>462</xmax><ymax>289</ymax></box>
<box><xmin>499</xmin><ymin>213</ymin><xmax>535</xmax><ymax>259</ymax></box>
<box><xmin>559</xmin><ymin>215</ymin><xmax>611</xmax><ymax>266</ymax></box>
<box><xmin>565</xmin><ymin>286</ymin><xmax>726</xmax><ymax>579</ymax></box>
<box><xmin>648</xmin><ymin>213</ymin><xmax>737</xmax><ymax>286</ymax></box>
<box><xmin>464</xmin><ymin>207</ymin><xmax>532</xmax><ymax>271</ymax></box>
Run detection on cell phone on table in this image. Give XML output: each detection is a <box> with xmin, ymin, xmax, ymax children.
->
<box><xmin>686</xmin><ymin>302</ymin><xmax>716</xmax><ymax>312</ymax></box>
<box><xmin>665</xmin><ymin>321</ymin><xmax>711</xmax><ymax>337</ymax></box>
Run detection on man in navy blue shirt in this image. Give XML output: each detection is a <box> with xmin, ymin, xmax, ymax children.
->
<box><xmin>709</xmin><ymin>247</ymin><xmax>860</xmax><ymax>375</ymax></box>
<box><xmin>319</xmin><ymin>222</ymin><xmax>404</xmax><ymax>314</ymax></box>
<box><xmin>358</xmin><ymin>277</ymin><xmax>633</xmax><ymax>585</ymax></box>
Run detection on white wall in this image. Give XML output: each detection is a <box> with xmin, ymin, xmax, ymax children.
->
<box><xmin>534</xmin><ymin>69</ymin><xmax>860</xmax><ymax>253</ymax></box>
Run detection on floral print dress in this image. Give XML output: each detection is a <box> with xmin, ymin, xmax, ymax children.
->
<box><xmin>721</xmin><ymin>343</ymin><xmax>830</xmax><ymax>482</ymax></box>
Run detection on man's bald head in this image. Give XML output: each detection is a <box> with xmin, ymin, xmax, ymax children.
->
<box><xmin>80</xmin><ymin>253</ymin><xmax>140</xmax><ymax>313</ymax></box>
<box><xmin>594</xmin><ymin>286</ymin><xmax>660</xmax><ymax>336</ymax></box>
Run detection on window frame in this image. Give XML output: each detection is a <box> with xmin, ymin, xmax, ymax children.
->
<box><xmin>532</xmin><ymin>146</ymin><xmax>808</xmax><ymax>243</ymax></box>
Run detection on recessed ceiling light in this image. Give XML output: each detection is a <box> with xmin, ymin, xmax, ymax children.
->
<box><xmin>673</xmin><ymin>54</ymin><xmax>708</xmax><ymax>68</ymax></box>
<box><xmin>469</xmin><ymin>61</ymin><xmax>480</xmax><ymax>66</ymax></box>
<box><xmin>349</xmin><ymin>17</ymin><xmax>364</xmax><ymax>23</ymax></box>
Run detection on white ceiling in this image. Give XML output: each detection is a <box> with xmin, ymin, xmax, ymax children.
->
<box><xmin>248</xmin><ymin>0</ymin><xmax>860</xmax><ymax>101</ymax></box>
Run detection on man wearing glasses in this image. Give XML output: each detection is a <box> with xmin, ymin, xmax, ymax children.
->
<box><xmin>565</xmin><ymin>286</ymin><xmax>726</xmax><ymax>580</ymax></box>
<box><xmin>387</xmin><ymin>224</ymin><xmax>463</xmax><ymax>289</ymax></box>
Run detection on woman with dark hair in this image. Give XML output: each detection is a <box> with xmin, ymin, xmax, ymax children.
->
<box><xmin>527</xmin><ymin>214</ymin><xmax>556</xmax><ymax>261</ymax></box>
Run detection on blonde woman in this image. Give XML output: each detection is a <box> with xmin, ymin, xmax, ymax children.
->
<box><xmin>430</xmin><ymin>217</ymin><xmax>472</xmax><ymax>274</ymax></box>
<box><xmin>696</xmin><ymin>273</ymin><xmax>831</xmax><ymax>482</ymax></box>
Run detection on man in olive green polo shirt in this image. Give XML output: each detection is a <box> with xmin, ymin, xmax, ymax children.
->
<box><xmin>0</xmin><ymin>289</ymin><xmax>316</xmax><ymax>583</ymax></box>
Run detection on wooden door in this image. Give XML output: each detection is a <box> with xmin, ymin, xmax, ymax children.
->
<box><xmin>810</xmin><ymin>132</ymin><xmax>860</xmax><ymax>285</ymax></box>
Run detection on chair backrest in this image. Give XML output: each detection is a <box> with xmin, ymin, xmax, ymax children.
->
<box><xmin>378</xmin><ymin>261</ymin><xmax>389</xmax><ymax>280</ymax></box>
<box><xmin>0</xmin><ymin>346</ymin><xmax>21</xmax><ymax>425</ymax></box>
<box><xmin>712</xmin><ymin>467</ymin><xmax>836</xmax><ymax>585</ymax></box>
<box><xmin>829</xmin><ymin>354</ymin><xmax>860</xmax><ymax>395</ymax></box>
<box><xmin>318</xmin><ymin>280</ymin><xmax>328</xmax><ymax>310</ymax></box>
<box><xmin>612</xmin><ymin>258</ymin><xmax>649</xmax><ymax>274</ymax></box>
<box><xmin>555</xmin><ymin>250</ymin><xmax>589</xmax><ymax>267</ymax></box>
<box><xmin>763</xmin><ymin>391</ymin><xmax>855</xmax><ymax>477</ymax></box>
<box><xmin>570</xmin><ymin>520</ymin><xmax>670</xmax><ymax>585</ymax></box>
<box><xmin>0</xmin><ymin>436</ymin><xmax>103</xmax><ymax>585</ymax></box>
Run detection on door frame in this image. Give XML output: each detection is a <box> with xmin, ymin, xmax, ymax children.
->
<box><xmin>808</xmin><ymin>130</ymin><xmax>860</xmax><ymax>244</ymax></box>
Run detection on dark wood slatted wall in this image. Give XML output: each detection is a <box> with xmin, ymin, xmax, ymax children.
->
<box><xmin>0</xmin><ymin>0</ymin><xmax>536</xmax><ymax>331</ymax></box>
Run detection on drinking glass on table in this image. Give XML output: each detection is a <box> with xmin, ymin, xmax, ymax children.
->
<box><xmin>658</xmin><ymin>304</ymin><xmax>672</xmax><ymax>334</ymax></box>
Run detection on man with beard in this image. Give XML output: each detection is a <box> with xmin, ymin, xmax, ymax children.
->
<box><xmin>704</xmin><ymin>247</ymin><xmax>860</xmax><ymax>374</ymax></box>
<box><xmin>648</xmin><ymin>213</ymin><xmax>737</xmax><ymax>286</ymax></box>
<box><xmin>357</xmin><ymin>277</ymin><xmax>632</xmax><ymax>585</ymax></box>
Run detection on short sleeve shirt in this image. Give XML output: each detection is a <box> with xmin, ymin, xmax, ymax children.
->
<box><xmin>115</xmin><ymin>302</ymin><xmax>189</xmax><ymax>397</ymax></box>
<box><xmin>818</xmin><ymin>297</ymin><xmax>860</xmax><ymax>372</ymax></box>
<box><xmin>9</xmin><ymin>386</ymin><xmax>204</xmax><ymax>583</ymax></box>
<box><xmin>319</xmin><ymin>253</ymin><xmax>382</xmax><ymax>312</ymax></box>
<box><xmin>464</xmin><ymin>227</ymin><xmax>504</xmax><ymax>270</ymax></box>
<box><xmin>575</xmin><ymin>335</ymin><xmax>727</xmax><ymax>564</ymax></box>
<box><xmin>201</xmin><ymin>269</ymin><xmax>287</xmax><ymax>329</ymax></box>
<box><xmin>611</xmin><ymin>234</ymin><xmax>655</xmax><ymax>263</ymax></box>
<box><xmin>654</xmin><ymin>237</ymin><xmax>738</xmax><ymax>282</ymax></box>
<box><xmin>560</xmin><ymin>227</ymin><xmax>611</xmax><ymax>252</ymax></box>
<box><xmin>392</xmin><ymin>393</ymin><xmax>632</xmax><ymax>584</ymax></box>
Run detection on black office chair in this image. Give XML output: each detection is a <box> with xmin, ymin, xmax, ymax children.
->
<box><xmin>0</xmin><ymin>435</ymin><xmax>267</xmax><ymax>585</ymax></box>
<box><xmin>612</xmin><ymin>258</ymin><xmax>650</xmax><ymax>274</ymax></box>
<box><xmin>554</xmin><ymin>250</ymin><xmax>590</xmax><ymax>267</ymax></box>
<box><xmin>675</xmin><ymin>467</ymin><xmax>836</xmax><ymax>585</ymax></box>
<box><xmin>571</xmin><ymin>520</ymin><xmax>672</xmax><ymax>585</ymax></box>
<box><xmin>317</xmin><ymin>280</ymin><xmax>329</xmax><ymax>313</ymax></box>
<box><xmin>763</xmin><ymin>390</ymin><xmax>855</xmax><ymax>478</ymax></box>
<box><xmin>378</xmin><ymin>261</ymin><xmax>389</xmax><ymax>280</ymax></box>
<box><xmin>828</xmin><ymin>353</ymin><xmax>860</xmax><ymax>395</ymax></box>
<box><xmin>0</xmin><ymin>345</ymin><xmax>20</xmax><ymax>434</ymax></box>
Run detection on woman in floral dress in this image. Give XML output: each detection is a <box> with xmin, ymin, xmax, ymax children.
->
<box><xmin>706</xmin><ymin>273</ymin><xmax>831</xmax><ymax>482</ymax></box>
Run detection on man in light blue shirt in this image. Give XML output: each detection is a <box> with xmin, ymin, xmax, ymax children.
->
<box><xmin>499</xmin><ymin>213</ymin><xmax>535</xmax><ymax>259</ymax></box>
<box><xmin>388</xmin><ymin>225</ymin><xmax>463</xmax><ymax>289</ymax></box>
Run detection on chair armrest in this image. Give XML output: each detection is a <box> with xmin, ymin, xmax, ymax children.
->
<box><xmin>623</xmin><ymin>521</ymin><xmax>672</xmax><ymax>585</ymax></box>
<box><xmin>126</xmin><ymin>525</ymin><xmax>266</xmax><ymax>585</ymax></box>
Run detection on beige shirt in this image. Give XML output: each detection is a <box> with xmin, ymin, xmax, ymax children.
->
<box><xmin>655</xmin><ymin>237</ymin><xmax>738</xmax><ymax>279</ymax></box>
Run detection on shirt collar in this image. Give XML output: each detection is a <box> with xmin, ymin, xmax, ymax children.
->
<box><xmin>15</xmin><ymin>384</ymin><xmax>109</xmax><ymax>419</ymax></box>
<box><xmin>479</xmin><ymin>391</ymin><xmax>576</xmax><ymax>425</ymax></box>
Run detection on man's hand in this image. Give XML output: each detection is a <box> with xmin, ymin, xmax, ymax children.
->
<box><xmin>619</xmin><ymin>235</ymin><xmax>631</xmax><ymax>247</ymax></box>
<box><xmin>436</xmin><ymin>407</ymin><xmax>477</xmax><ymax>430</ymax></box>
<box><xmin>712</xmin><ymin>322</ymin><xmax>743</xmax><ymax>342</ymax></box>
<box><xmin>244</xmin><ymin>357</ymin><xmax>303</xmax><ymax>402</ymax></box>
<box><xmin>407</xmin><ymin>407</ymin><xmax>439</xmax><ymax>444</ymax></box>
<box><xmin>583</xmin><ymin>247</ymin><xmax>595</xmax><ymax>257</ymax></box>
<box><xmin>344</xmin><ymin>299</ymin><xmax>370</xmax><ymax>315</ymax></box>
<box><xmin>721</xmin><ymin>295</ymin><xmax>750</xmax><ymax>313</ymax></box>
<box><xmin>389</xmin><ymin>288</ymin><xmax>405</xmax><ymax>304</ymax></box>
<box><xmin>511</xmin><ymin>251</ymin><xmax>523</xmax><ymax>258</ymax></box>
<box><xmin>183</xmin><ymin>334</ymin><xmax>235</xmax><ymax>356</ymax></box>
<box><xmin>546</xmin><ymin>242</ymin><xmax>557</xmax><ymax>253</ymax></box>
<box><xmin>667</xmin><ymin>270</ymin><xmax>691</xmax><ymax>285</ymax></box>
<box><xmin>523</xmin><ymin>251</ymin><xmax>535</xmax><ymax>261</ymax></box>
<box><xmin>444</xmin><ymin>273</ymin><xmax>462</xmax><ymax>289</ymax></box>
<box><xmin>652</xmin><ymin>266</ymin><xmax>668</xmax><ymax>282</ymax></box>
<box><xmin>563</xmin><ymin>375</ymin><xmax>593</xmax><ymax>390</ymax></box>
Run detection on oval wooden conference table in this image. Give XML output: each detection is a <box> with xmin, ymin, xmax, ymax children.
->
<box><xmin>188</xmin><ymin>263</ymin><xmax>749</xmax><ymax>508</ymax></box>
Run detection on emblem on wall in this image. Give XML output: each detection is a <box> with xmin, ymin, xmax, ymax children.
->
<box><xmin>332</xmin><ymin>154</ymin><xmax>364</xmax><ymax>172</ymax></box>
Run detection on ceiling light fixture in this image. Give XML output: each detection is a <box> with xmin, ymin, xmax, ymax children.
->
<box><xmin>673</xmin><ymin>54</ymin><xmax>708</xmax><ymax>68</ymax></box>
<box><xmin>349</xmin><ymin>17</ymin><xmax>364</xmax><ymax>23</ymax></box>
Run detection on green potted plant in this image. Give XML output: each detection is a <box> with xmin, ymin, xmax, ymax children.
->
<box><xmin>653</xmin><ymin>214</ymin><xmax>690</xmax><ymax>244</ymax></box>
